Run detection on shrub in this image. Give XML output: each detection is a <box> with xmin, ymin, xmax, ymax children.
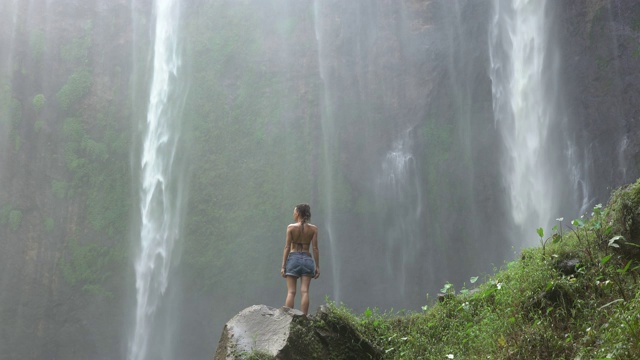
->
<box><xmin>32</xmin><ymin>94</ymin><xmax>46</xmax><ymax>112</ymax></box>
<box><xmin>56</xmin><ymin>69</ymin><xmax>92</xmax><ymax>112</ymax></box>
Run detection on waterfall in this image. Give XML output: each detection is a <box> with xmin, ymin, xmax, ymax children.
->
<box><xmin>313</xmin><ymin>0</ymin><xmax>341</xmax><ymax>302</ymax></box>
<box><xmin>376</xmin><ymin>129</ymin><xmax>422</xmax><ymax>296</ymax></box>
<box><xmin>489</xmin><ymin>0</ymin><xmax>561</xmax><ymax>245</ymax></box>
<box><xmin>129</xmin><ymin>0</ymin><xmax>187</xmax><ymax>359</ymax></box>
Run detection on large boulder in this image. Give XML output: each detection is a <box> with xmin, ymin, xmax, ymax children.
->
<box><xmin>214</xmin><ymin>304</ymin><xmax>381</xmax><ymax>360</ymax></box>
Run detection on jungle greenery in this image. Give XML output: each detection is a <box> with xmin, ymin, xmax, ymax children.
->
<box><xmin>180</xmin><ymin>1</ymin><xmax>318</xmax><ymax>295</ymax></box>
<box><xmin>312</xmin><ymin>178</ymin><xmax>640</xmax><ymax>359</ymax></box>
<box><xmin>50</xmin><ymin>27</ymin><xmax>130</xmax><ymax>296</ymax></box>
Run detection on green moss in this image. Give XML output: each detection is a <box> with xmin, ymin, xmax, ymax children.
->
<box><xmin>34</xmin><ymin>120</ymin><xmax>45</xmax><ymax>132</ymax></box>
<box><xmin>56</xmin><ymin>68</ymin><xmax>92</xmax><ymax>112</ymax></box>
<box><xmin>53</xmin><ymin>90</ymin><xmax>131</xmax><ymax>296</ymax></box>
<box><xmin>32</xmin><ymin>94</ymin><xmax>46</xmax><ymax>113</ymax></box>
<box><xmin>607</xmin><ymin>177</ymin><xmax>640</xmax><ymax>252</ymax></box>
<box><xmin>242</xmin><ymin>350</ymin><xmax>273</xmax><ymax>360</ymax></box>
<box><xmin>44</xmin><ymin>217</ymin><xmax>55</xmax><ymax>232</ymax></box>
<box><xmin>60</xmin><ymin>237</ymin><xmax>125</xmax><ymax>296</ymax></box>
<box><xmin>8</xmin><ymin>210</ymin><xmax>22</xmax><ymax>231</ymax></box>
<box><xmin>60</xmin><ymin>32</ymin><xmax>92</xmax><ymax>66</ymax></box>
<box><xmin>52</xmin><ymin>180</ymin><xmax>68</xmax><ymax>199</ymax></box>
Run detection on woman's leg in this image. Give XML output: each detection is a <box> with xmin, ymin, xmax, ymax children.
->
<box><xmin>300</xmin><ymin>276</ymin><xmax>312</xmax><ymax>315</ymax></box>
<box><xmin>285</xmin><ymin>276</ymin><xmax>297</xmax><ymax>308</ymax></box>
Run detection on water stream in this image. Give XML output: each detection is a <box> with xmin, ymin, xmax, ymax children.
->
<box><xmin>313</xmin><ymin>0</ymin><xmax>341</xmax><ymax>302</ymax></box>
<box><xmin>129</xmin><ymin>0</ymin><xmax>187</xmax><ymax>359</ymax></box>
<box><xmin>489</xmin><ymin>0</ymin><xmax>565</xmax><ymax>245</ymax></box>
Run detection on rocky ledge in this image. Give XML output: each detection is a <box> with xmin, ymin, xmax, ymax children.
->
<box><xmin>214</xmin><ymin>304</ymin><xmax>382</xmax><ymax>360</ymax></box>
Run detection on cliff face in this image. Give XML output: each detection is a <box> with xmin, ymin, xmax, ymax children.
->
<box><xmin>558</xmin><ymin>0</ymin><xmax>640</xmax><ymax>200</ymax></box>
<box><xmin>0</xmin><ymin>1</ymin><xmax>640</xmax><ymax>359</ymax></box>
<box><xmin>0</xmin><ymin>1</ymin><xmax>134</xmax><ymax>358</ymax></box>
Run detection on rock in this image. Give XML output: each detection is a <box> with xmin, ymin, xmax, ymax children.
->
<box><xmin>214</xmin><ymin>305</ymin><xmax>303</xmax><ymax>359</ymax></box>
<box><xmin>214</xmin><ymin>304</ymin><xmax>382</xmax><ymax>360</ymax></box>
<box><xmin>555</xmin><ymin>258</ymin><xmax>580</xmax><ymax>276</ymax></box>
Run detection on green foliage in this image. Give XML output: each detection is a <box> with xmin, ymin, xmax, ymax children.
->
<box><xmin>60</xmin><ymin>237</ymin><xmax>125</xmax><ymax>296</ymax></box>
<box><xmin>34</xmin><ymin>120</ymin><xmax>45</xmax><ymax>132</ymax></box>
<box><xmin>60</xmin><ymin>31</ymin><xmax>92</xmax><ymax>66</ymax></box>
<box><xmin>32</xmin><ymin>94</ymin><xmax>46</xmax><ymax>113</ymax></box>
<box><xmin>44</xmin><ymin>217</ymin><xmax>55</xmax><ymax>232</ymax></box>
<box><xmin>52</xmin><ymin>180</ymin><xmax>68</xmax><ymax>199</ymax></box>
<box><xmin>607</xmin><ymin>178</ymin><xmax>640</xmax><ymax>252</ymax></box>
<box><xmin>53</xmin><ymin>84</ymin><xmax>131</xmax><ymax>297</ymax></box>
<box><xmin>8</xmin><ymin>210</ymin><xmax>22</xmax><ymax>231</ymax></box>
<box><xmin>181</xmin><ymin>1</ymin><xmax>317</xmax><ymax>294</ymax></box>
<box><xmin>56</xmin><ymin>68</ymin><xmax>92</xmax><ymax>112</ymax></box>
<box><xmin>29</xmin><ymin>30</ymin><xmax>46</xmax><ymax>62</ymax></box>
<box><xmin>309</xmin><ymin>182</ymin><xmax>640</xmax><ymax>359</ymax></box>
<box><xmin>242</xmin><ymin>350</ymin><xmax>273</xmax><ymax>360</ymax></box>
<box><xmin>60</xmin><ymin>111</ymin><xmax>131</xmax><ymax>235</ymax></box>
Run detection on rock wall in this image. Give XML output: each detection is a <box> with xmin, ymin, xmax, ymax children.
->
<box><xmin>0</xmin><ymin>1</ymin><xmax>134</xmax><ymax>358</ymax></box>
<box><xmin>559</xmin><ymin>0</ymin><xmax>640</xmax><ymax>200</ymax></box>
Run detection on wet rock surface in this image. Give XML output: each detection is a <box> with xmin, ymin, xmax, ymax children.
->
<box><xmin>214</xmin><ymin>304</ymin><xmax>382</xmax><ymax>360</ymax></box>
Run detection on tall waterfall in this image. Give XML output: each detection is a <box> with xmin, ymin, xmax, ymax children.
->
<box><xmin>313</xmin><ymin>0</ymin><xmax>341</xmax><ymax>302</ymax></box>
<box><xmin>489</xmin><ymin>0</ymin><xmax>565</xmax><ymax>245</ymax></box>
<box><xmin>129</xmin><ymin>0</ymin><xmax>187</xmax><ymax>359</ymax></box>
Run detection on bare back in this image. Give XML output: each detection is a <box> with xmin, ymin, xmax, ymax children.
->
<box><xmin>287</xmin><ymin>222</ymin><xmax>318</xmax><ymax>253</ymax></box>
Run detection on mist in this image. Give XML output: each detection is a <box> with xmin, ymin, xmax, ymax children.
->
<box><xmin>0</xmin><ymin>0</ymin><xmax>637</xmax><ymax>359</ymax></box>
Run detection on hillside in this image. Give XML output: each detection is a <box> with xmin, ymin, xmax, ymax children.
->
<box><xmin>300</xmin><ymin>179</ymin><xmax>640</xmax><ymax>359</ymax></box>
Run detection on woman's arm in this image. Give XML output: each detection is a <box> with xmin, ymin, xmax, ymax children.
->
<box><xmin>281</xmin><ymin>226</ymin><xmax>293</xmax><ymax>277</ymax></box>
<box><xmin>311</xmin><ymin>228</ymin><xmax>320</xmax><ymax>279</ymax></box>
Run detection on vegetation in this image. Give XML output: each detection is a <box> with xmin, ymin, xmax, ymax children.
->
<box><xmin>311</xmin><ymin>179</ymin><xmax>640</xmax><ymax>359</ymax></box>
<box><xmin>52</xmin><ymin>25</ymin><xmax>131</xmax><ymax>295</ymax></box>
<box><xmin>181</xmin><ymin>1</ymin><xmax>316</xmax><ymax>295</ymax></box>
<box><xmin>60</xmin><ymin>236</ymin><xmax>125</xmax><ymax>297</ymax></box>
<box><xmin>57</xmin><ymin>110</ymin><xmax>131</xmax><ymax>293</ymax></box>
<box><xmin>56</xmin><ymin>68</ymin><xmax>92</xmax><ymax>112</ymax></box>
<box><xmin>32</xmin><ymin>94</ymin><xmax>46</xmax><ymax>113</ymax></box>
<box><xmin>0</xmin><ymin>206</ymin><xmax>23</xmax><ymax>232</ymax></box>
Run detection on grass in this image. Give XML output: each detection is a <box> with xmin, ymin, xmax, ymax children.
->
<box><xmin>313</xmin><ymin>179</ymin><xmax>640</xmax><ymax>359</ymax></box>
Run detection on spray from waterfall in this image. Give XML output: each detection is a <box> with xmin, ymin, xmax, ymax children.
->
<box><xmin>129</xmin><ymin>0</ymin><xmax>187</xmax><ymax>359</ymax></box>
<box><xmin>489</xmin><ymin>0</ymin><xmax>558</xmax><ymax>245</ymax></box>
<box><xmin>313</xmin><ymin>0</ymin><xmax>341</xmax><ymax>302</ymax></box>
<box><xmin>376</xmin><ymin>130</ymin><xmax>422</xmax><ymax>296</ymax></box>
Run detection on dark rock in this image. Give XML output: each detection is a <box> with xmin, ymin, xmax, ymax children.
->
<box><xmin>555</xmin><ymin>258</ymin><xmax>580</xmax><ymax>276</ymax></box>
<box><xmin>540</xmin><ymin>282</ymin><xmax>573</xmax><ymax>310</ymax></box>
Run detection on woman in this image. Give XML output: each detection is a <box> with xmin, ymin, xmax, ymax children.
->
<box><xmin>280</xmin><ymin>203</ymin><xmax>320</xmax><ymax>315</ymax></box>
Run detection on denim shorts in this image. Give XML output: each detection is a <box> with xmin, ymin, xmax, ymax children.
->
<box><xmin>285</xmin><ymin>252</ymin><xmax>315</xmax><ymax>278</ymax></box>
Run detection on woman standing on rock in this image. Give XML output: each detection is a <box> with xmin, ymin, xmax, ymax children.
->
<box><xmin>281</xmin><ymin>203</ymin><xmax>320</xmax><ymax>315</ymax></box>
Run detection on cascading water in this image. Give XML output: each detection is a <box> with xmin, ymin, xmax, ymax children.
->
<box><xmin>129</xmin><ymin>0</ymin><xmax>187</xmax><ymax>359</ymax></box>
<box><xmin>376</xmin><ymin>129</ymin><xmax>422</xmax><ymax>296</ymax></box>
<box><xmin>313</xmin><ymin>0</ymin><xmax>341</xmax><ymax>302</ymax></box>
<box><xmin>489</xmin><ymin>0</ymin><xmax>564</xmax><ymax>245</ymax></box>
